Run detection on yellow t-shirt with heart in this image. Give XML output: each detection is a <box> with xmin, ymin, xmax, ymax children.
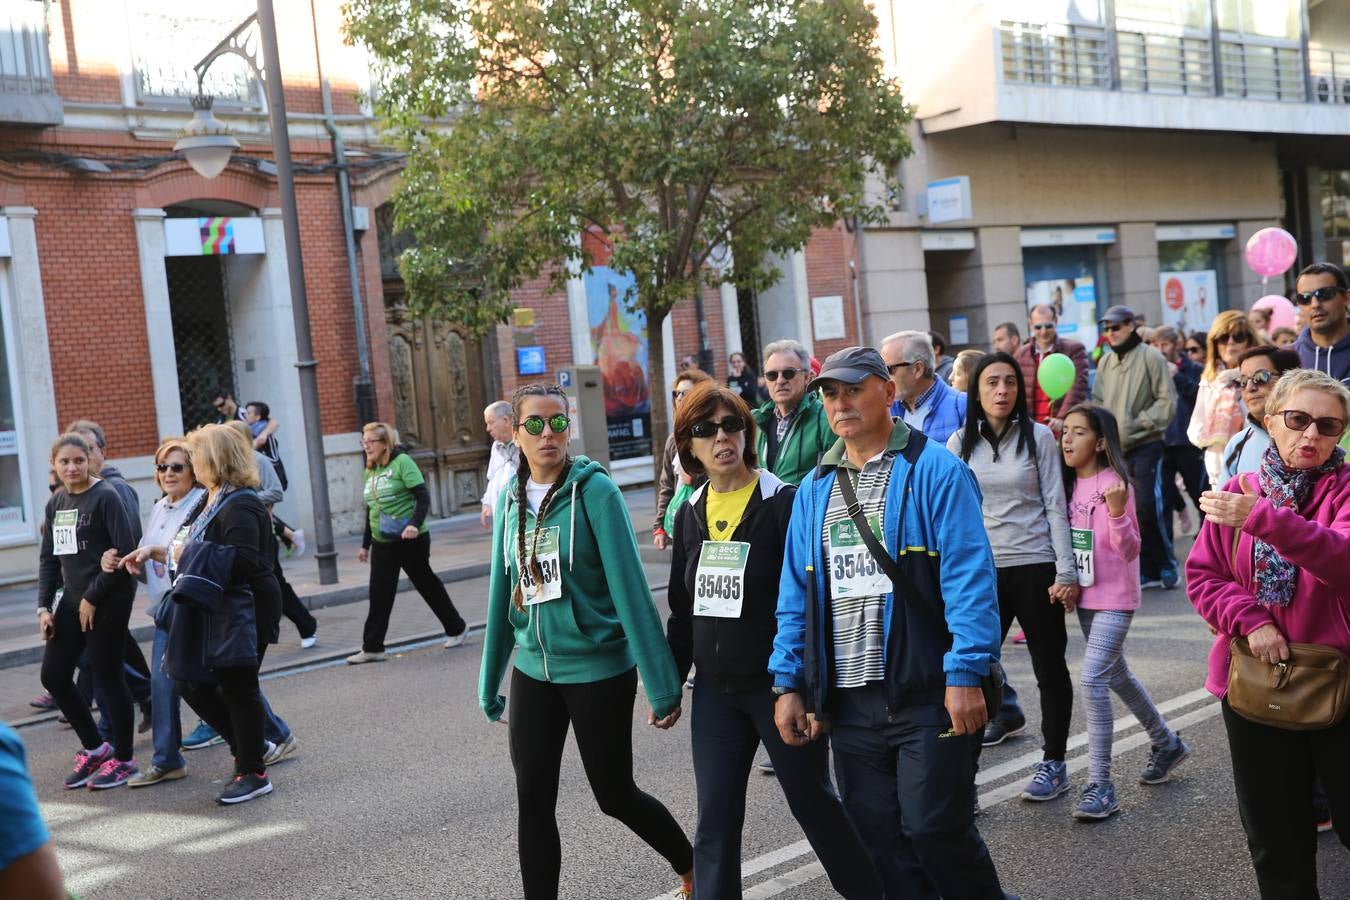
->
<box><xmin>705</xmin><ymin>477</ymin><xmax>758</xmax><ymax>542</ymax></box>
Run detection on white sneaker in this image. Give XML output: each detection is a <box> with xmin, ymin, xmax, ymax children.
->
<box><xmin>300</xmin><ymin>633</ymin><xmax>318</xmax><ymax>649</ymax></box>
<box><xmin>263</xmin><ymin>734</ymin><xmax>299</xmax><ymax>766</ymax></box>
<box><xmin>346</xmin><ymin>650</ymin><xmax>387</xmax><ymax>665</ymax></box>
<box><xmin>444</xmin><ymin>632</ymin><xmax>467</xmax><ymax>649</ymax></box>
<box><xmin>291</xmin><ymin>529</ymin><xmax>306</xmax><ymax>558</ymax></box>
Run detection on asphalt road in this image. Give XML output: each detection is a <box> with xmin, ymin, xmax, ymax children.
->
<box><xmin>18</xmin><ymin>580</ymin><xmax>1350</xmax><ymax>899</ymax></box>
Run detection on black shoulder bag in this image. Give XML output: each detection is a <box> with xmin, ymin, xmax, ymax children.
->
<box><xmin>834</xmin><ymin>446</ymin><xmax>1005</xmax><ymax>720</ymax></box>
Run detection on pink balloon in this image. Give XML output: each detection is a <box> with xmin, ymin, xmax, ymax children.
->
<box><xmin>1244</xmin><ymin>227</ymin><xmax>1298</xmax><ymax>279</ymax></box>
<box><xmin>1249</xmin><ymin>294</ymin><xmax>1297</xmax><ymax>332</ymax></box>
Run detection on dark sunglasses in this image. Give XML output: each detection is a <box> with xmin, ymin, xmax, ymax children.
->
<box><xmin>520</xmin><ymin>414</ymin><xmax>571</xmax><ymax>436</ymax></box>
<box><xmin>764</xmin><ymin>368</ymin><xmax>802</xmax><ymax>382</ymax></box>
<box><xmin>1292</xmin><ymin>286</ymin><xmax>1344</xmax><ymax>306</ymax></box>
<box><xmin>1215</xmin><ymin>331</ymin><xmax>1252</xmax><ymax>345</ymax></box>
<box><xmin>689</xmin><ymin>416</ymin><xmax>748</xmax><ymax>439</ymax></box>
<box><xmin>155</xmin><ymin>462</ymin><xmax>188</xmax><ymax>474</ymax></box>
<box><xmin>1102</xmin><ymin>322</ymin><xmax>1130</xmax><ymax>334</ymax></box>
<box><xmin>1031</xmin><ymin>323</ymin><xmax>1056</xmax><ymax>331</ymax></box>
<box><xmin>1233</xmin><ymin>370</ymin><xmax>1276</xmax><ymax>390</ymax></box>
<box><xmin>1280</xmin><ymin>410</ymin><xmax>1345</xmax><ymax>438</ymax></box>
<box><xmin>1185</xmin><ymin>345</ymin><xmax>1205</xmax><ymax>355</ymax></box>
<box><xmin>887</xmin><ymin>361</ymin><xmax>917</xmax><ymax>374</ymax></box>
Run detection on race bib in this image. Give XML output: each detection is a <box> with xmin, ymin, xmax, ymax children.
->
<box><xmin>168</xmin><ymin>526</ymin><xmax>189</xmax><ymax>574</ymax></box>
<box><xmin>518</xmin><ymin>526</ymin><xmax>562</xmax><ymax>605</ymax></box>
<box><xmin>828</xmin><ymin>515</ymin><xmax>891</xmax><ymax>598</ymax></box>
<box><xmin>693</xmin><ymin>541</ymin><xmax>750</xmax><ymax>618</ymax></box>
<box><xmin>52</xmin><ymin>510</ymin><xmax>78</xmax><ymax>556</ymax></box>
<box><xmin>1072</xmin><ymin>527</ymin><xmax>1095</xmax><ymax>588</ymax></box>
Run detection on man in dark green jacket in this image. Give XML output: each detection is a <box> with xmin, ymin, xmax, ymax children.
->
<box><xmin>752</xmin><ymin>339</ymin><xmax>834</xmax><ymax>487</ymax></box>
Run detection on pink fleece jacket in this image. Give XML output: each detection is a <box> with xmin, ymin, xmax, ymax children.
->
<box><xmin>1185</xmin><ymin>467</ymin><xmax>1350</xmax><ymax>698</ymax></box>
<box><xmin>1068</xmin><ymin>470</ymin><xmax>1141</xmax><ymax>611</ymax></box>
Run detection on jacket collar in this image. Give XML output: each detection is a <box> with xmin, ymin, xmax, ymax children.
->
<box><xmin>820</xmin><ymin>417</ymin><xmax>911</xmax><ymax>470</ymax></box>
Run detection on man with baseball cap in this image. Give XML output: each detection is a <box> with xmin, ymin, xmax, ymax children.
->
<box><xmin>1091</xmin><ymin>306</ymin><xmax>1179</xmax><ymax>588</ymax></box>
<box><xmin>769</xmin><ymin>347</ymin><xmax>1012</xmax><ymax>899</ymax></box>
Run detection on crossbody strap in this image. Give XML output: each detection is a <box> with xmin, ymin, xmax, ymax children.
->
<box><xmin>834</xmin><ymin>449</ymin><xmax>921</xmax><ymax>601</ymax></box>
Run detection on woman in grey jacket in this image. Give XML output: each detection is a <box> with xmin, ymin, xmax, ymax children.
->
<box><xmin>949</xmin><ymin>352</ymin><xmax>1079</xmax><ymax>804</ymax></box>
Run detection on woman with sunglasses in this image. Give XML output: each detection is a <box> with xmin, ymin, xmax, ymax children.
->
<box><xmin>1222</xmin><ymin>347</ymin><xmax>1301</xmax><ymax>480</ymax></box>
<box><xmin>348</xmin><ymin>422</ymin><xmax>467</xmax><ymax>664</ymax></box>
<box><xmin>654</xmin><ymin>368</ymin><xmax>712</xmax><ymax>550</ymax></box>
<box><xmin>1188</xmin><ymin>368</ymin><xmax>1350</xmax><ymax>899</ymax></box>
<box><xmin>478</xmin><ymin>382</ymin><xmax>692</xmax><ymax>900</ymax></box>
<box><xmin>1187</xmin><ymin>311</ymin><xmax>1254</xmax><ymax>484</ymax></box>
<box><xmin>664</xmin><ymin>382</ymin><xmax>881</xmax><ymax>899</ymax></box>
<box><xmin>1184</xmin><ymin>333</ymin><xmax>1208</xmax><ymax>368</ymax></box>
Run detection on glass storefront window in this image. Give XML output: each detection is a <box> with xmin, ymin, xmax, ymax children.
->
<box><xmin>1216</xmin><ymin>0</ymin><xmax>1299</xmax><ymax>39</ymax></box>
<box><xmin>1320</xmin><ymin>170</ymin><xmax>1350</xmax><ymax>267</ymax></box>
<box><xmin>0</xmin><ymin>267</ymin><xmax>29</xmax><ymax>542</ymax></box>
<box><xmin>1157</xmin><ymin>239</ymin><xmax>1227</xmax><ymax>335</ymax></box>
<box><xmin>1022</xmin><ymin>245</ymin><xmax>1111</xmax><ymax>352</ymax></box>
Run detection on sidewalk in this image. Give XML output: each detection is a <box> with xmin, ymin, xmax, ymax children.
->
<box><xmin>0</xmin><ymin>485</ymin><xmax>661</xmax><ymax>669</ymax></box>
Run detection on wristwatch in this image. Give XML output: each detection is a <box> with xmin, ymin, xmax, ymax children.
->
<box><xmin>770</xmin><ymin>686</ymin><xmax>798</xmax><ymax>697</ymax></box>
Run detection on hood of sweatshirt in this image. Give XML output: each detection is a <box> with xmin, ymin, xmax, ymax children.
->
<box><xmin>685</xmin><ymin>469</ymin><xmax>792</xmax><ymax>511</ymax></box>
<box><xmin>1293</xmin><ymin>327</ymin><xmax>1350</xmax><ymax>384</ymax></box>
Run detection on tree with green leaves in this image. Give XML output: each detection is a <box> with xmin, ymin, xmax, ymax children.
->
<box><xmin>344</xmin><ymin>0</ymin><xmax>912</xmax><ymax>468</ymax></box>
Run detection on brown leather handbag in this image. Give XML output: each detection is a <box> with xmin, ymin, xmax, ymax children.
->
<box><xmin>1227</xmin><ymin>637</ymin><xmax>1350</xmax><ymax>731</ymax></box>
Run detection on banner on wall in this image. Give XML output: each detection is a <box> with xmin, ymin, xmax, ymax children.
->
<box><xmin>1159</xmin><ymin>270</ymin><xmax>1218</xmax><ymax>334</ymax></box>
<box><xmin>584</xmin><ymin>267</ymin><xmax>651</xmax><ymax>461</ymax></box>
<box><xmin>1026</xmin><ymin>277</ymin><xmax>1099</xmax><ymax>350</ymax></box>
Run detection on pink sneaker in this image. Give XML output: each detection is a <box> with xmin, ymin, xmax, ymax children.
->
<box><xmin>1012</xmin><ymin>630</ymin><xmax>1028</xmax><ymax>645</ymax></box>
<box><xmin>64</xmin><ymin>743</ymin><xmax>111</xmax><ymax>789</ymax></box>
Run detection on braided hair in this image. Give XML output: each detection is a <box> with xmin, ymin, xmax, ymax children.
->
<box><xmin>510</xmin><ymin>382</ymin><xmax>574</xmax><ymax>611</ymax></box>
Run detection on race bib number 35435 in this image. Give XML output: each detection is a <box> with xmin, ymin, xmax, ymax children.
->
<box><xmin>694</xmin><ymin>541</ymin><xmax>750</xmax><ymax>618</ymax></box>
<box><xmin>828</xmin><ymin>515</ymin><xmax>891</xmax><ymax>598</ymax></box>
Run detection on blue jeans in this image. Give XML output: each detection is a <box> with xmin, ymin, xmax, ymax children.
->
<box><xmin>1126</xmin><ymin>440</ymin><xmax>1178</xmax><ymax>581</ymax></box>
<box><xmin>186</xmin><ymin>686</ymin><xmax>291</xmax><ymax>746</ymax></box>
<box><xmin>150</xmin><ymin>626</ymin><xmax>185</xmax><ymax>770</ymax></box>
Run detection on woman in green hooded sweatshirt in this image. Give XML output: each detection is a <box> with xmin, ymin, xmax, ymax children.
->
<box><xmin>478</xmin><ymin>382</ymin><xmax>693</xmax><ymax>900</ymax></box>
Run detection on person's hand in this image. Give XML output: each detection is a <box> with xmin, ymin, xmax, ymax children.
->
<box><xmin>1049</xmin><ymin>582</ymin><xmax>1079</xmax><ymax>612</ymax></box>
<box><xmin>1103</xmin><ymin>480</ymin><xmax>1129</xmax><ymax>518</ymax></box>
<box><xmin>806</xmin><ymin>713</ymin><xmax>829</xmax><ymax>741</ymax></box>
<box><xmin>648</xmin><ymin>705</ymin><xmax>682</xmax><ymax>729</ymax></box>
<box><xmin>401</xmin><ymin>525</ymin><xmax>419</xmax><ymax>540</ymax></box>
<box><xmin>1199</xmin><ymin>489</ymin><xmax>1259</xmax><ymax>530</ymax></box>
<box><xmin>653</xmin><ymin>529</ymin><xmax>670</xmax><ymax>550</ymax></box>
<box><xmin>119</xmin><ymin>545</ymin><xmax>161</xmax><ymax>577</ymax></box>
<box><xmin>100</xmin><ymin>547</ymin><xmax>120</xmax><ymax>573</ymax></box>
<box><xmin>358</xmin><ymin>547</ymin><xmax>370</xmax><ymax>563</ymax></box>
<box><xmin>774</xmin><ymin>692</ymin><xmax>811</xmax><ymax>747</ymax></box>
<box><xmin>38</xmin><ymin>610</ymin><xmax>54</xmax><ymax>641</ymax></box>
<box><xmin>1048</xmin><ymin>417</ymin><xmax>1064</xmax><ymax>436</ymax></box>
<box><xmin>78</xmin><ymin>599</ymin><xmax>95</xmax><ymax>632</ymax></box>
<box><xmin>480</xmin><ymin>506</ymin><xmax>492</xmax><ymax>530</ymax></box>
<box><xmin>1246</xmin><ymin>623</ymin><xmax>1290</xmax><ymax>665</ymax></box>
<box><xmin>944</xmin><ymin>685</ymin><xmax>988</xmax><ymax>736</ymax></box>
<box><xmin>253</xmin><ymin>434</ymin><xmax>266</xmax><ymax>449</ymax></box>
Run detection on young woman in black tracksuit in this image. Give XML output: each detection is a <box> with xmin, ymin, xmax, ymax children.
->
<box><xmin>665</xmin><ymin>382</ymin><xmax>882</xmax><ymax>900</ymax></box>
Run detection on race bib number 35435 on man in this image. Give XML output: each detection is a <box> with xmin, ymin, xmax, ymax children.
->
<box><xmin>694</xmin><ymin>541</ymin><xmax>750</xmax><ymax>618</ymax></box>
<box><xmin>828</xmin><ymin>515</ymin><xmax>891</xmax><ymax>598</ymax></box>
<box><xmin>52</xmin><ymin>510</ymin><xmax>78</xmax><ymax>556</ymax></box>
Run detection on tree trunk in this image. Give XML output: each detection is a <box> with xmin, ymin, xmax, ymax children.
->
<box><xmin>646</xmin><ymin>303</ymin><xmax>670</xmax><ymax>486</ymax></box>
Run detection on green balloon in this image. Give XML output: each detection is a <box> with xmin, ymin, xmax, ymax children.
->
<box><xmin>1037</xmin><ymin>353</ymin><xmax>1076</xmax><ymax>401</ymax></box>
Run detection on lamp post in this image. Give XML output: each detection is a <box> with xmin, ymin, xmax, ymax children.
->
<box><xmin>174</xmin><ymin>3</ymin><xmax>339</xmax><ymax>585</ymax></box>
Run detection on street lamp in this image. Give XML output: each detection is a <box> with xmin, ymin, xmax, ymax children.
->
<box><xmin>174</xmin><ymin>2</ymin><xmax>340</xmax><ymax>585</ymax></box>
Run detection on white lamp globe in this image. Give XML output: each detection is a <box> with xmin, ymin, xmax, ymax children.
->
<box><xmin>174</xmin><ymin>96</ymin><xmax>240</xmax><ymax>179</ymax></box>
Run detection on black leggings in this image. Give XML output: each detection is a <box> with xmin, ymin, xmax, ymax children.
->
<box><xmin>179</xmin><ymin>638</ymin><xmax>270</xmax><ymax>776</ymax></box>
<box><xmin>41</xmin><ymin>598</ymin><xmax>135</xmax><ymax>760</ymax></box>
<box><xmin>508</xmin><ymin>667</ymin><xmax>692</xmax><ymax>899</ymax></box>
<box><xmin>994</xmin><ymin>562</ymin><xmax>1073</xmax><ymax>761</ymax></box>
<box><xmin>362</xmin><ymin>533</ymin><xmax>464</xmax><ymax>652</ymax></box>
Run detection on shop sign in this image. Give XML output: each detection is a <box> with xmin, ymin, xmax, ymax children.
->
<box><xmin>164</xmin><ymin>217</ymin><xmax>266</xmax><ymax>256</ymax></box>
<box><xmin>1159</xmin><ymin>270</ymin><xmax>1219</xmax><ymax>333</ymax></box>
<box><xmin>1021</xmin><ymin>227</ymin><xmax>1117</xmax><ymax>247</ymax></box>
<box><xmin>926</xmin><ymin>177</ymin><xmax>972</xmax><ymax>224</ymax></box>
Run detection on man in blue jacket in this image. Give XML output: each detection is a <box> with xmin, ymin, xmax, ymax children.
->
<box><xmin>881</xmin><ymin>331</ymin><xmax>967</xmax><ymax>445</ymax></box>
<box><xmin>769</xmin><ymin>347</ymin><xmax>1012</xmax><ymax>899</ymax></box>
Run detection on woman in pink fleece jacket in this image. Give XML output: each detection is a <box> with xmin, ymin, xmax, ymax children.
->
<box><xmin>1187</xmin><ymin>368</ymin><xmax>1350</xmax><ymax>900</ymax></box>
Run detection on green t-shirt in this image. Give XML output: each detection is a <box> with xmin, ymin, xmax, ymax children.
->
<box><xmin>364</xmin><ymin>453</ymin><xmax>426</xmax><ymax>542</ymax></box>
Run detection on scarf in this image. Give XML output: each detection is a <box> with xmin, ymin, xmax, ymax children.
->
<box><xmin>1251</xmin><ymin>443</ymin><xmax>1344</xmax><ymax>607</ymax></box>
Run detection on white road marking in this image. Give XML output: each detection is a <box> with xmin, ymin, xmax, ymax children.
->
<box><xmin>643</xmin><ymin>689</ymin><xmax>1221</xmax><ymax>900</ymax></box>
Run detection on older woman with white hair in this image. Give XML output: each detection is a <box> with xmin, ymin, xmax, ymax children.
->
<box><xmin>1187</xmin><ymin>368</ymin><xmax>1350</xmax><ymax>899</ymax></box>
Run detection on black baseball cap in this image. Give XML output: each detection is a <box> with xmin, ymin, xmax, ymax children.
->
<box><xmin>1098</xmin><ymin>305</ymin><xmax>1136</xmax><ymax>326</ymax></box>
<box><xmin>808</xmin><ymin>346</ymin><xmax>891</xmax><ymax>390</ymax></box>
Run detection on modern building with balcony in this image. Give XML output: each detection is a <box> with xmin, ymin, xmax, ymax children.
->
<box><xmin>860</xmin><ymin>0</ymin><xmax>1350</xmax><ymax>351</ymax></box>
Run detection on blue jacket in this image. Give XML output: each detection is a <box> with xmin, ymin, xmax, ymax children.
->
<box><xmin>890</xmin><ymin>378</ymin><xmax>967</xmax><ymax>446</ymax></box>
<box><xmin>1165</xmin><ymin>356</ymin><xmax>1202</xmax><ymax>447</ymax></box>
<box><xmin>767</xmin><ymin>425</ymin><xmax>1001</xmax><ymax>715</ymax></box>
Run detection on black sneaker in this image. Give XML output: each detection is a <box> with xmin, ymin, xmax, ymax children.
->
<box><xmin>218</xmin><ymin>771</ymin><xmax>273</xmax><ymax>805</ymax></box>
<box><xmin>981</xmin><ymin>717</ymin><xmax>1027</xmax><ymax>747</ymax></box>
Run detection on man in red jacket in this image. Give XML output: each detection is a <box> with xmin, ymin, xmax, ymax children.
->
<box><xmin>1014</xmin><ymin>304</ymin><xmax>1090</xmax><ymax>434</ymax></box>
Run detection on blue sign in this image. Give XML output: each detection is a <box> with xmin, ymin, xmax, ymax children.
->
<box><xmin>516</xmin><ymin>346</ymin><xmax>546</xmax><ymax>376</ymax></box>
<box><xmin>558</xmin><ymin>369</ymin><xmax>573</xmax><ymax>388</ymax></box>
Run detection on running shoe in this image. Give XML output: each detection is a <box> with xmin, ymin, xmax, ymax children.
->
<box><xmin>89</xmin><ymin>757</ymin><xmax>139</xmax><ymax>790</ymax></box>
<box><xmin>182</xmin><ymin>721</ymin><xmax>224</xmax><ymax>750</ymax></box>
<box><xmin>30</xmin><ymin>692</ymin><xmax>56</xmax><ymax>710</ymax></box>
<box><xmin>290</xmin><ymin>529</ymin><xmax>306</xmax><ymax>559</ymax></box>
<box><xmin>1161</xmin><ymin>569</ymin><xmax>1180</xmax><ymax>590</ymax></box>
<box><xmin>1022</xmin><ymin>760</ymin><xmax>1071</xmax><ymax>801</ymax></box>
<box><xmin>1073</xmin><ymin>782</ymin><xmax>1120</xmax><ymax>820</ymax></box>
<box><xmin>65</xmin><ymin>744</ymin><xmax>111</xmax><ymax>789</ymax></box>
<box><xmin>1012</xmin><ymin>630</ymin><xmax>1028</xmax><ymax>645</ymax></box>
<box><xmin>757</xmin><ymin>759</ymin><xmax>776</xmax><ymax>775</ymax></box>
<box><xmin>1139</xmin><ymin>733</ymin><xmax>1190</xmax><ymax>784</ymax></box>
<box><xmin>218</xmin><ymin>772</ymin><xmax>273</xmax><ymax>805</ymax></box>
<box><xmin>128</xmin><ymin>764</ymin><xmax>186</xmax><ymax>788</ymax></box>
<box><xmin>346</xmin><ymin>650</ymin><xmax>387</xmax><ymax>664</ymax></box>
<box><xmin>300</xmin><ymin>632</ymin><xmax>318</xmax><ymax>649</ymax></box>
<box><xmin>1140</xmin><ymin>576</ymin><xmax>1165</xmax><ymax>590</ymax></box>
<box><xmin>444</xmin><ymin>631</ymin><xmax>467</xmax><ymax>649</ymax></box>
<box><xmin>1316</xmin><ymin>816</ymin><xmax>1335</xmax><ymax>834</ymax></box>
<box><xmin>263</xmin><ymin>734</ymin><xmax>299</xmax><ymax>766</ymax></box>
<box><xmin>981</xmin><ymin>716</ymin><xmax>1026</xmax><ymax>747</ymax></box>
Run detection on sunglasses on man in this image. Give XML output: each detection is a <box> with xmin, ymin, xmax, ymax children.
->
<box><xmin>764</xmin><ymin>368</ymin><xmax>803</xmax><ymax>382</ymax></box>
<box><xmin>520</xmin><ymin>414</ymin><xmax>571</xmax><ymax>436</ymax></box>
<box><xmin>1292</xmin><ymin>286</ymin><xmax>1345</xmax><ymax>306</ymax></box>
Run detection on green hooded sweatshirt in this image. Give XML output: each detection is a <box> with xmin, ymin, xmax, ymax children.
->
<box><xmin>477</xmin><ymin>456</ymin><xmax>682</xmax><ymax>720</ymax></box>
<box><xmin>752</xmin><ymin>390</ymin><xmax>834</xmax><ymax>487</ymax></box>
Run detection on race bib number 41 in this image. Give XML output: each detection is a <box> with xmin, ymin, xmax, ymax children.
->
<box><xmin>828</xmin><ymin>515</ymin><xmax>891</xmax><ymax>598</ymax></box>
<box><xmin>518</xmin><ymin>526</ymin><xmax>562</xmax><ymax>605</ymax></box>
<box><xmin>694</xmin><ymin>541</ymin><xmax>750</xmax><ymax>618</ymax></box>
<box><xmin>1072</xmin><ymin>527</ymin><xmax>1095</xmax><ymax>588</ymax></box>
<box><xmin>52</xmin><ymin>510</ymin><xmax>78</xmax><ymax>556</ymax></box>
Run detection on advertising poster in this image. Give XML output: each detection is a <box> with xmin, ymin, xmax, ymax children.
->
<box><xmin>1026</xmin><ymin>277</ymin><xmax>1098</xmax><ymax>350</ymax></box>
<box><xmin>584</xmin><ymin>267</ymin><xmax>651</xmax><ymax>461</ymax></box>
<box><xmin>1159</xmin><ymin>270</ymin><xmax>1218</xmax><ymax>334</ymax></box>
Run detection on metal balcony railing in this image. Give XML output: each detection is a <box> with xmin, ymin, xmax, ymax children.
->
<box><xmin>1117</xmin><ymin>28</ymin><xmax>1214</xmax><ymax>96</ymax></box>
<box><xmin>0</xmin><ymin>0</ymin><xmax>61</xmax><ymax>126</ymax></box>
<box><xmin>1219</xmin><ymin>37</ymin><xmax>1305</xmax><ymax>101</ymax></box>
<box><xmin>1309</xmin><ymin>47</ymin><xmax>1350</xmax><ymax>105</ymax></box>
<box><xmin>999</xmin><ymin>21</ymin><xmax>1110</xmax><ymax>89</ymax></box>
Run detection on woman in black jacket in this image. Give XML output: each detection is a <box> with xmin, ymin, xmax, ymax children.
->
<box><xmin>665</xmin><ymin>382</ymin><xmax>881</xmax><ymax>900</ymax></box>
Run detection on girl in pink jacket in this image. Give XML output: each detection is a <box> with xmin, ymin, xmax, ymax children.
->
<box><xmin>1060</xmin><ymin>405</ymin><xmax>1188</xmax><ymax>821</ymax></box>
